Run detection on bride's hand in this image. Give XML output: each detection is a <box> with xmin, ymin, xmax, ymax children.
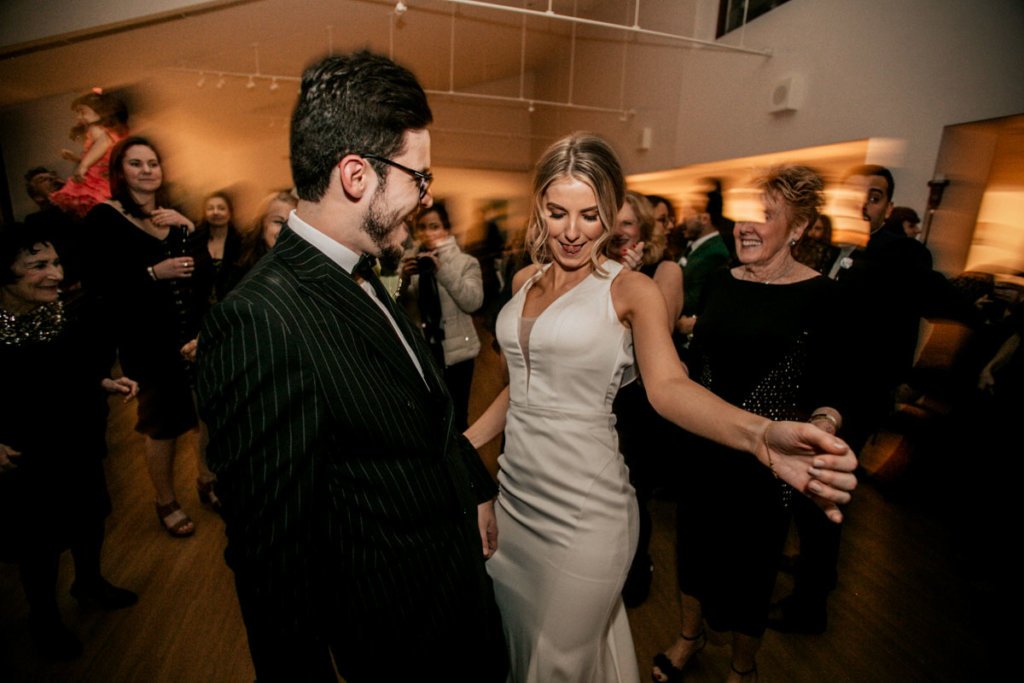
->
<box><xmin>478</xmin><ymin>499</ymin><xmax>499</xmax><ymax>559</ymax></box>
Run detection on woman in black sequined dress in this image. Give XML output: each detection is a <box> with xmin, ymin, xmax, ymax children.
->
<box><xmin>653</xmin><ymin>166</ymin><xmax>850</xmax><ymax>683</ymax></box>
<box><xmin>1</xmin><ymin>224</ymin><xmax>139</xmax><ymax>659</ymax></box>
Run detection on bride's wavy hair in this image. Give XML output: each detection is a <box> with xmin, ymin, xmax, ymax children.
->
<box><xmin>526</xmin><ymin>133</ymin><xmax>624</xmax><ymax>273</ymax></box>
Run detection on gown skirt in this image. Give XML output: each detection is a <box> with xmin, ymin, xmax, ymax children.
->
<box><xmin>487</xmin><ymin>260</ymin><xmax>641</xmax><ymax>683</ymax></box>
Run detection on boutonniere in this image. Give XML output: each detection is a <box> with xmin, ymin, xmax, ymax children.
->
<box><xmin>840</xmin><ymin>257</ymin><xmax>853</xmax><ymax>270</ymax></box>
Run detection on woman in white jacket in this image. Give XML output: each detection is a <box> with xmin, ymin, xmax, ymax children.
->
<box><xmin>399</xmin><ymin>202</ymin><xmax>483</xmax><ymax>430</ymax></box>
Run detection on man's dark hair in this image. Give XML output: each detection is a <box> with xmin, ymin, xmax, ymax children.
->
<box><xmin>290</xmin><ymin>51</ymin><xmax>433</xmax><ymax>202</ymax></box>
<box><xmin>703</xmin><ymin>178</ymin><xmax>725</xmax><ymax>227</ymax></box>
<box><xmin>0</xmin><ymin>222</ymin><xmax>56</xmax><ymax>285</ymax></box>
<box><xmin>24</xmin><ymin>167</ymin><xmax>54</xmax><ymax>198</ymax></box>
<box><xmin>845</xmin><ymin>164</ymin><xmax>895</xmax><ymax>202</ymax></box>
<box><xmin>884</xmin><ymin>206</ymin><xmax>920</xmax><ymax>235</ymax></box>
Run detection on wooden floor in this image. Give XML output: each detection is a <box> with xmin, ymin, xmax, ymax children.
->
<box><xmin>0</xmin><ymin>331</ymin><xmax>1000</xmax><ymax>682</ymax></box>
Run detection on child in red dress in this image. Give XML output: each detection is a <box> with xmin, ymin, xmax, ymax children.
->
<box><xmin>50</xmin><ymin>89</ymin><xmax>129</xmax><ymax>219</ymax></box>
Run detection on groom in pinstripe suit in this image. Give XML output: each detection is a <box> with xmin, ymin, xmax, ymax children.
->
<box><xmin>197</xmin><ymin>52</ymin><xmax>506</xmax><ymax>682</ymax></box>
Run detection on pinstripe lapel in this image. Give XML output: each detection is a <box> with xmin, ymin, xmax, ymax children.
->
<box><xmin>275</xmin><ymin>225</ymin><xmax>432</xmax><ymax>394</ymax></box>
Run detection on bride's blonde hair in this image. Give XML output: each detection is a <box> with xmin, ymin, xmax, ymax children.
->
<box><xmin>526</xmin><ymin>133</ymin><xmax>624</xmax><ymax>272</ymax></box>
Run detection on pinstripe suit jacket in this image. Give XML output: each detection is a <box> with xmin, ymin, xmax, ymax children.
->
<box><xmin>197</xmin><ymin>225</ymin><xmax>505</xmax><ymax>679</ymax></box>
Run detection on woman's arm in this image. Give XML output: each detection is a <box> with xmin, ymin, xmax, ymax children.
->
<box><xmin>979</xmin><ymin>332</ymin><xmax>1020</xmax><ymax>391</ymax></box>
<box><xmin>653</xmin><ymin>261</ymin><xmax>684</xmax><ymax>331</ymax></box>
<box><xmin>436</xmin><ymin>250</ymin><xmax>484</xmax><ymax>314</ymax></box>
<box><xmin>612</xmin><ymin>270</ymin><xmax>856</xmax><ymax>521</ymax></box>
<box><xmin>464</xmin><ymin>386</ymin><xmax>510</xmax><ymax>449</ymax></box>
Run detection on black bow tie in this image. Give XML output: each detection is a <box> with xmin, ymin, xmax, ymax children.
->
<box><xmin>354</xmin><ymin>253</ymin><xmax>378</xmax><ymax>280</ymax></box>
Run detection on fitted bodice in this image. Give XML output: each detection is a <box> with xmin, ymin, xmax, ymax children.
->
<box><xmin>496</xmin><ymin>261</ymin><xmax>634</xmax><ymax>415</ymax></box>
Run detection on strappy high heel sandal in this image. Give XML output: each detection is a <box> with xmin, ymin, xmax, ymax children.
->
<box><xmin>156</xmin><ymin>500</ymin><xmax>195</xmax><ymax>537</ymax></box>
<box><xmin>652</xmin><ymin>628</ymin><xmax>706</xmax><ymax>683</ymax></box>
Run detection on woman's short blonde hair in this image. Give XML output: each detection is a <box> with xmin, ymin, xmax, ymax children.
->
<box><xmin>527</xmin><ymin>133</ymin><xmax>624</xmax><ymax>272</ymax></box>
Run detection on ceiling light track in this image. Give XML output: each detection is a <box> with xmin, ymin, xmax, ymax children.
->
<box><xmin>171</xmin><ymin>67</ymin><xmax>298</xmax><ymax>89</ymax></box>
<box><xmin>443</xmin><ymin>0</ymin><xmax>772</xmax><ymax>57</ymax></box>
<box><xmin>424</xmin><ymin>88</ymin><xmax>633</xmax><ymax>119</ymax></box>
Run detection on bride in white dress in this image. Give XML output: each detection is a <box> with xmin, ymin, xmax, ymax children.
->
<box><xmin>465</xmin><ymin>133</ymin><xmax>857</xmax><ymax>683</ymax></box>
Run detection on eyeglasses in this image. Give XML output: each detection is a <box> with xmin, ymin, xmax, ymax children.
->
<box><xmin>359</xmin><ymin>153</ymin><xmax>433</xmax><ymax>201</ymax></box>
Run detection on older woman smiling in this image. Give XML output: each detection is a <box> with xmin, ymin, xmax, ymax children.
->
<box><xmin>655</xmin><ymin>166</ymin><xmax>851</xmax><ymax>683</ymax></box>
<box><xmin>1</xmin><ymin>224</ymin><xmax>138</xmax><ymax>660</ymax></box>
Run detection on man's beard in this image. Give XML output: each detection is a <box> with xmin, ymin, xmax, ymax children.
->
<box><xmin>361</xmin><ymin>190</ymin><xmax>406</xmax><ymax>271</ymax></box>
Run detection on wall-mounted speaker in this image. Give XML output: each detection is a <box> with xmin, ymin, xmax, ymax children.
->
<box><xmin>770</xmin><ymin>75</ymin><xmax>805</xmax><ymax>114</ymax></box>
<box><xmin>639</xmin><ymin>126</ymin><xmax>653</xmax><ymax>151</ymax></box>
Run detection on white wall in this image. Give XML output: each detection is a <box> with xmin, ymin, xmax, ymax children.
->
<box><xmin>667</xmin><ymin>0</ymin><xmax>1024</xmax><ymax>216</ymax></box>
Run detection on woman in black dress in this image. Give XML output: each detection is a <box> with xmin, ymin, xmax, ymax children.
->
<box><xmin>83</xmin><ymin>136</ymin><xmax>212</xmax><ymax>537</ymax></box>
<box><xmin>196</xmin><ymin>190</ymin><xmax>243</xmax><ymax>306</ymax></box>
<box><xmin>653</xmin><ymin>166</ymin><xmax>849</xmax><ymax>683</ymax></box>
<box><xmin>1</xmin><ymin>223</ymin><xmax>138</xmax><ymax>659</ymax></box>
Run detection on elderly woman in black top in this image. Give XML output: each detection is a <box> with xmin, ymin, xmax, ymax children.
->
<box><xmin>0</xmin><ymin>223</ymin><xmax>138</xmax><ymax>660</ymax></box>
<box><xmin>654</xmin><ymin>166</ymin><xmax>850</xmax><ymax>683</ymax></box>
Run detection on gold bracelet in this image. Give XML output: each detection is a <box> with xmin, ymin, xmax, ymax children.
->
<box><xmin>763</xmin><ymin>425</ymin><xmax>779</xmax><ymax>479</ymax></box>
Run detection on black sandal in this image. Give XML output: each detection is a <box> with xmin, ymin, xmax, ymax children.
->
<box><xmin>197</xmin><ymin>478</ymin><xmax>222</xmax><ymax>512</ymax></box>
<box><xmin>652</xmin><ymin>629</ymin><xmax>706</xmax><ymax>683</ymax></box>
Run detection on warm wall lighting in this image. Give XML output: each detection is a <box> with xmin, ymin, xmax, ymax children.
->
<box><xmin>965</xmin><ymin>187</ymin><xmax>1024</xmax><ymax>272</ymax></box>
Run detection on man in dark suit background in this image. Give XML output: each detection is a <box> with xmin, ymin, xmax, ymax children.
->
<box><xmin>197</xmin><ymin>51</ymin><xmax>506</xmax><ymax>682</ymax></box>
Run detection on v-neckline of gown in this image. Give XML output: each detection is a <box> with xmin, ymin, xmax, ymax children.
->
<box><xmin>516</xmin><ymin>260</ymin><xmax>621</xmax><ymax>390</ymax></box>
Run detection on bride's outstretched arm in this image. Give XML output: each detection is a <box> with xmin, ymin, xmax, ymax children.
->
<box><xmin>611</xmin><ymin>270</ymin><xmax>857</xmax><ymax>523</ymax></box>
<box><xmin>465</xmin><ymin>386</ymin><xmax>510</xmax><ymax>450</ymax></box>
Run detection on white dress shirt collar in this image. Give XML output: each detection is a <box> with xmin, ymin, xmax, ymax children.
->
<box><xmin>287</xmin><ymin>210</ymin><xmax>361</xmax><ymax>274</ymax></box>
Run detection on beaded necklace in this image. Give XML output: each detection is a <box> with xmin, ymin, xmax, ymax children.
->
<box><xmin>0</xmin><ymin>300</ymin><xmax>64</xmax><ymax>346</ymax></box>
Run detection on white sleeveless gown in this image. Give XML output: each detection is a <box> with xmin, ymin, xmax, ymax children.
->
<box><xmin>488</xmin><ymin>261</ymin><xmax>640</xmax><ymax>683</ymax></box>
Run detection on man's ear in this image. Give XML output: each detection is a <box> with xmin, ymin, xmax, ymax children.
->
<box><xmin>337</xmin><ymin>155</ymin><xmax>370</xmax><ymax>201</ymax></box>
<box><xmin>884</xmin><ymin>201</ymin><xmax>894</xmax><ymax>220</ymax></box>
